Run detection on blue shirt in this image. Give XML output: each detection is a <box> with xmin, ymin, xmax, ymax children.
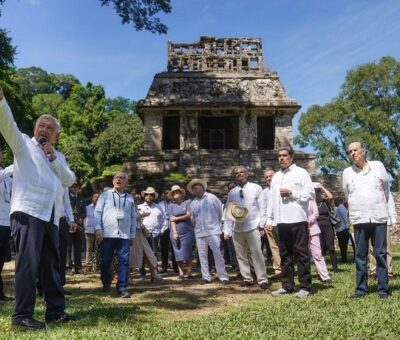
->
<box><xmin>94</xmin><ymin>188</ymin><xmax>137</xmax><ymax>239</ymax></box>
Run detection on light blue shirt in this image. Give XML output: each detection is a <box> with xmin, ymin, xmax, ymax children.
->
<box><xmin>335</xmin><ymin>204</ymin><xmax>349</xmax><ymax>233</ymax></box>
<box><xmin>94</xmin><ymin>188</ymin><xmax>137</xmax><ymax>239</ymax></box>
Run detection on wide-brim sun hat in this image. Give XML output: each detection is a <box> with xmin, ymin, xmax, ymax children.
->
<box><xmin>225</xmin><ymin>202</ymin><xmax>249</xmax><ymax>223</ymax></box>
<box><xmin>187</xmin><ymin>179</ymin><xmax>207</xmax><ymax>194</ymax></box>
<box><xmin>167</xmin><ymin>185</ymin><xmax>186</xmax><ymax>200</ymax></box>
<box><xmin>141</xmin><ymin>186</ymin><xmax>159</xmax><ymax>200</ymax></box>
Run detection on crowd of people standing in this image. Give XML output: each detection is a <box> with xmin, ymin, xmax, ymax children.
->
<box><xmin>0</xmin><ymin>84</ymin><xmax>398</xmax><ymax>330</ymax></box>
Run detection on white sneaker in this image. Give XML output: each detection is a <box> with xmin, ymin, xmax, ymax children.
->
<box><xmin>271</xmin><ymin>287</ymin><xmax>290</xmax><ymax>297</ymax></box>
<box><xmin>295</xmin><ymin>289</ymin><xmax>310</xmax><ymax>298</ymax></box>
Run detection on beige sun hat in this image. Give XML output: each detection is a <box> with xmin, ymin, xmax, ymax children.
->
<box><xmin>141</xmin><ymin>186</ymin><xmax>159</xmax><ymax>200</ymax></box>
<box><xmin>187</xmin><ymin>179</ymin><xmax>207</xmax><ymax>194</ymax></box>
<box><xmin>225</xmin><ymin>202</ymin><xmax>249</xmax><ymax>223</ymax></box>
<box><xmin>167</xmin><ymin>185</ymin><xmax>186</xmax><ymax>200</ymax></box>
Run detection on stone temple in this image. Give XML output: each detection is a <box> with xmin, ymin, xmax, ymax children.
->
<box><xmin>128</xmin><ymin>36</ymin><xmax>315</xmax><ymax>191</ymax></box>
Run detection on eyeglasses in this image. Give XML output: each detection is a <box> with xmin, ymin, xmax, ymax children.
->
<box><xmin>114</xmin><ymin>176</ymin><xmax>127</xmax><ymax>180</ymax></box>
<box><xmin>239</xmin><ymin>189</ymin><xmax>244</xmax><ymax>199</ymax></box>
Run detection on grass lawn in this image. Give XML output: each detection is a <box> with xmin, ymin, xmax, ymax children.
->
<box><xmin>1</xmin><ymin>247</ymin><xmax>400</xmax><ymax>339</ymax></box>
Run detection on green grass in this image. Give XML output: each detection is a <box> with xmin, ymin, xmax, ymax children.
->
<box><xmin>1</xmin><ymin>248</ymin><xmax>400</xmax><ymax>339</ymax></box>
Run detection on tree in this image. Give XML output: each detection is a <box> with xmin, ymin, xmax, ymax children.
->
<box><xmin>1</xmin><ymin>0</ymin><xmax>172</xmax><ymax>34</ymax></box>
<box><xmin>99</xmin><ymin>0</ymin><xmax>171</xmax><ymax>34</ymax></box>
<box><xmin>94</xmin><ymin>111</ymin><xmax>143</xmax><ymax>169</ymax></box>
<box><xmin>0</xmin><ymin>28</ymin><xmax>16</xmax><ymax>75</ymax></box>
<box><xmin>296</xmin><ymin>56</ymin><xmax>400</xmax><ymax>187</ymax></box>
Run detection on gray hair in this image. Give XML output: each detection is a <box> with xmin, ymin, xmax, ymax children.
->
<box><xmin>263</xmin><ymin>167</ymin><xmax>275</xmax><ymax>176</ymax></box>
<box><xmin>347</xmin><ymin>141</ymin><xmax>366</xmax><ymax>152</ymax></box>
<box><xmin>35</xmin><ymin>114</ymin><xmax>61</xmax><ymax>132</ymax></box>
<box><xmin>231</xmin><ymin>165</ymin><xmax>248</xmax><ymax>177</ymax></box>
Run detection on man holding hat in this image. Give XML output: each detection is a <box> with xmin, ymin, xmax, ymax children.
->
<box><xmin>223</xmin><ymin>166</ymin><xmax>269</xmax><ymax>290</ymax></box>
<box><xmin>137</xmin><ymin>187</ymin><xmax>166</xmax><ymax>280</ymax></box>
<box><xmin>188</xmin><ymin>179</ymin><xmax>229</xmax><ymax>284</ymax></box>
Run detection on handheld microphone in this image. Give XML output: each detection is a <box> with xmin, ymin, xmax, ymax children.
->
<box><xmin>39</xmin><ymin>137</ymin><xmax>52</xmax><ymax>161</ymax></box>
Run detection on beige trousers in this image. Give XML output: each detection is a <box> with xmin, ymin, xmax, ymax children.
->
<box><xmin>266</xmin><ymin>227</ymin><xmax>281</xmax><ymax>275</ymax></box>
<box><xmin>233</xmin><ymin>228</ymin><xmax>268</xmax><ymax>284</ymax></box>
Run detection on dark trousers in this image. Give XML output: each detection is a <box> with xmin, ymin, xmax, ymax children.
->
<box><xmin>100</xmin><ymin>238</ymin><xmax>130</xmax><ymax>293</ymax></box>
<box><xmin>278</xmin><ymin>222</ymin><xmax>311</xmax><ymax>292</ymax></box>
<box><xmin>67</xmin><ymin>227</ymin><xmax>83</xmax><ymax>271</ymax></box>
<box><xmin>160</xmin><ymin>230</ymin><xmax>177</xmax><ymax>270</ymax></box>
<box><xmin>319</xmin><ymin>223</ymin><xmax>338</xmax><ymax>271</ymax></box>
<box><xmin>58</xmin><ymin>217</ymin><xmax>69</xmax><ymax>286</ymax></box>
<box><xmin>11</xmin><ymin>211</ymin><xmax>65</xmax><ymax>321</ymax></box>
<box><xmin>0</xmin><ymin>226</ymin><xmax>12</xmax><ymax>296</ymax></box>
<box><xmin>354</xmin><ymin>223</ymin><xmax>388</xmax><ymax>296</ymax></box>
<box><xmin>336</xmin><ymin>228</ymin><xmax>354</xmax><ymax>263</ymax></box>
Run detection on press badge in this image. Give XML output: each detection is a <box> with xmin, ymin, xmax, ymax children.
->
<box><xmin>116</xmin><ymin>208</ymin><xmax>125</xmax><ymax>220</ymax></box>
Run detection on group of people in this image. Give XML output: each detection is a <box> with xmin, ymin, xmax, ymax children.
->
<box><xmin>0</xmin><ymin>83</ymin><xmax>398</xmax><ymax>330</ymax></box>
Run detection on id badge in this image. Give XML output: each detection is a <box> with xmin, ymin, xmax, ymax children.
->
<box><xmin>116</xmin><ymin>208</ymin><xmax>125</xmax><ymax>220</ymax></box>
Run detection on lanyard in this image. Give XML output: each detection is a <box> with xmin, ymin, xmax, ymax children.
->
<box><xmin>112</xmin><ymin>192</ymin><xmax>127</xmax><ymax>209</ymax></box>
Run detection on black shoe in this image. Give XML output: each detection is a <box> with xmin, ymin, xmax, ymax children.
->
<box><xmin>322</xmin><ymin>279</ymin><xmax>333</xmax><ymax>287</ymax></box>
<box><xmin>351</xmin><ymin>292</ymin><xmax>366</xmax><ymax>299</ymax></box>
<box><xmin>12</xmin><ymin>317</ymin><xmax>46</xmax><ymax>329</ymax></box>
<box><xmin>259</xmin><ymin>282</ymin><xmax>269</xmax><ymax>290</ymax></box>
<box><xmin>186</xmin><ymin>275</ymin><xmax>194</xmax><ymax>281</ymax></box>
<box><xmin>160</xmin><ymin>268</ymin><xmax>168</xmax><ymax>274</ymax></box>
<box><xmin>221</xmin><ymin>280</ymin><xmax>230</xmax><ymax>285</ymax></box>
<box><xmin>0</xmin><ymin>293</ymin><xmax>14</xmax><ymax>301</ymax></box>
<box><xmin>45</xmin><ymin>312</ymin><xmax>78</xmax><ymax>323</ymax></box>
<box><xmin>378</xmin><ymin>293</ymin><xmax>389</xmax><ymax>299</ymax></box>
<box><xmin>239</xmin><ymin>280</ymin><xmax>254</xmax><ymax>287</ymax></box>
<box><xmin>63</xmin><ymin>290</ymin><xmax>72</xmax><ymax>296</ymax></box>
<box><xmin>118</xmin><ymin>290</ymin><xmax>131</xmax><ymax>298</ymax></box>
<box><xmin>200</xmin><ymin>279</ymin><xmax>212</xmax><ymax>285</ymax></box>
<box><xmin>102</xmin><ymin>285</ymin><xmax>111</xmax><ymax>293</ymax></box>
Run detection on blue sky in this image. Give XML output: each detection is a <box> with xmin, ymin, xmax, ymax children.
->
<box><xmin>1</xmin><ymin>0</ymin><xmax>400</xmax><ymax>138</ymax></box>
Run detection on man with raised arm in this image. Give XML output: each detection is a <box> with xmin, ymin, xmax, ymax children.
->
<box><xmin>0</xmin><ymin>85</ymin><xmax>76</xmax><ymax>329</ymax></box>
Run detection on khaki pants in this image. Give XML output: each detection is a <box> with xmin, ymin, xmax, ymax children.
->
<box><xmin>233</xmin><ymin>228</ymin><xmax>268</xmax><ymax>284</ymax></box>
<box><xmin>266</xmin><ymin>227</ymin><xmax>281</xmax><ymax>275</ymax></box>
<box><xmin>85</xmin><ymin>233</ymin><xmax>95</xmax><ymax>270</ymax></box>
<box><xmin>369</xmin><ymin>226</ymin><xmax>394</xmax><ymax>276</ymax></box>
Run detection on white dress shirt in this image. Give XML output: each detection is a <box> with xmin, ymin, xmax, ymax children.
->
<box><xmin>266</xmin><ymin>164</ymin><xmax>314</xmax><ymax>226</ymax></box>
<box><xmin>343</xmin><ymin>161</ymin><xmax>390</xmax><ymax>224</ymax></box>
<box><xmin>189</xmin><ymin>192</ymin><xmax>223</xmax><ymax>238</ymax></box>
<box><xmin>223</xmin><ymin>181</ymin><xmax>264</xmax><ymax>235</ymax></box>
<box><xmin>137</xmin><ymin>202</ymin><xmax>167</xmax><ymax>237</ymax></box>
<box><xmin>0</xmin><ymin>98</ymin><xmax>76</xmax><ymax>227</ymax></box>
<box><xmin>0</xmin><ymin>166</ymin><xmax>12</xmax><ymax>227</ymax></box>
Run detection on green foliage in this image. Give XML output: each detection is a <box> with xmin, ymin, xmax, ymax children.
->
<box><xmin>101</xmin><ymin>164</ymin><xmax>124</xmax><ymax>177</ymax></box>
<box><xmin>163</xmin><ymin>172</ymin><xmax>189</xmax><ymax>182</ymax></box>
<box><xmin>0</xmin><ymin>28</ymin><xmax>16</xmax><ymax>76</ymax></box>
<box><xmin>32</xmin><ymin>93</ymin><xmax>65</xmax><ymax>116</ymax></box>
<box><xmin>56</xmin><ymin>132</ymin><xmax>95</xmax><ymax>184</ymax></box>
<box><xmin>12</xmin><ymin>67</ymin><xmax>79</xmax><ymax>100</ymax></box>
<box><xmin>99</xmin><ymin>0</ymin><xmax>172</xmax><ymax>34</ymax></box>
<box><xmin>94</xmin><ymin>111</ymin><xmax>143</xmax><ymax>169</ymax></box>
<box><xmin>296</xmin><ymin>56</ymin><xmax>400</xmax><ymax>185</ymax></box>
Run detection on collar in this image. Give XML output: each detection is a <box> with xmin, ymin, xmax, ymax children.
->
<box><xmin>352</xmin><ymin>161</ymin><xmax>371</xmax><ymax>175</ymax></box>
<box><xmin>194</xmin><ymin>192</ymin><xmax>208</xmax><ymax>200</ymax></box>
<box><xmin>280</xmin><ymin>163</ymin><xmax>296</xmax><ymax>173</ymax></box>
<box><xmin>112</xmin><ymin>188</ymin><xmax>126</xmax><ymax>196</ymax></box>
